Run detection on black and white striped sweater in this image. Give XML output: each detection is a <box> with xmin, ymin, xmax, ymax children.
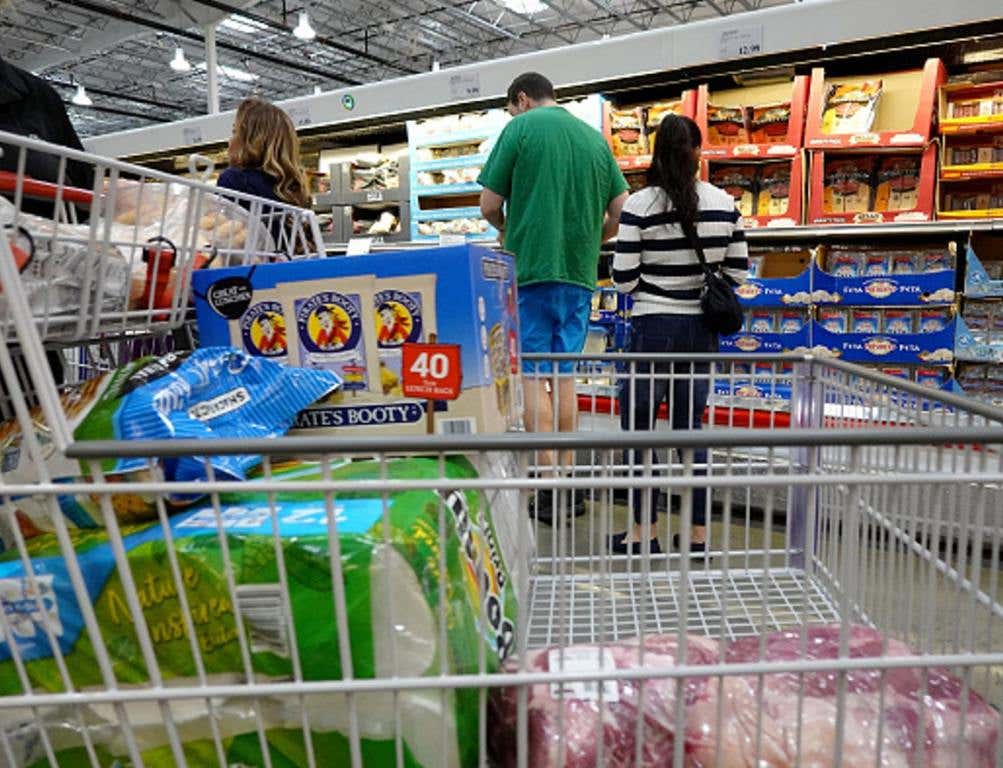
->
<box><xmin>613</xmin><ymin>182</ymin><xmax>749</xmax><ymax>316</ymax></box>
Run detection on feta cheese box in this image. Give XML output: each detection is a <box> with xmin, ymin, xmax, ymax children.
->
<box><xmin>193</xmin><ymin>245</ymin><xmax>522</xmax><ymax>436</ymax></box>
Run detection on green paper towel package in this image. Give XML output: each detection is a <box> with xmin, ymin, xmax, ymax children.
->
<box><xmin>1</xmin><ymin>455</ymin><xmax>527</xmax><ymax>767</ymax></box>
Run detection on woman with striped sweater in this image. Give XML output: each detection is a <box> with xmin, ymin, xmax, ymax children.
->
<box><xmin>611</xmin><ymin>114</ymin><xmax>748</xmax><ymax>556</ymax></box>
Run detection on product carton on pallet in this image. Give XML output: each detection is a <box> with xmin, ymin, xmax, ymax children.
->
<box><xmin>192</xmin><ymin>244</ymin><xmax>522</xmax><ymax>436</ymax></box>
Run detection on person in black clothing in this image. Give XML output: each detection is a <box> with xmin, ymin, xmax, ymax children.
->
<box><xmin>0</xmin><ymin>55</ymin><xmax>95</xmax><ymax>391</ymax></box>
<box><xmin>0</xmin><ymin>56</ymin><xmax>95</xmax><ymax>215</ymax></box>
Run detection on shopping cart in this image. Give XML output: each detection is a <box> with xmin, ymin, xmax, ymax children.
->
<box><xmin>1</xmin><ymin>136</ymin><xmax>1002</xmax><ymax>767</ymax></box>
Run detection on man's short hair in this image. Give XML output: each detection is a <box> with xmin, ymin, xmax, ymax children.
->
<box><xmin>507</xmin><ymin>73</ymin><xmax>555</xmax><ymax>105</ymax></box>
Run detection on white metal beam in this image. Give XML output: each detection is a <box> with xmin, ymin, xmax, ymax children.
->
<box><xmin>84</xmin><ymin>0</ymin><xmax>1003</xmax><ymax>158</ymax></box>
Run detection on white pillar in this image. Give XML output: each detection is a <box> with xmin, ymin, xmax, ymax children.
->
<box><xmin>205</xmin><ymin>23</ymin><xmax>220</xmax><ymax>115</ymax></box>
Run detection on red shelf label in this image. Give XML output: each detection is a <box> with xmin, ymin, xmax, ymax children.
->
<box><xmin>402</xmin><ymin>343</ymin><xmax>462</xmax><ymax>400</ymax></box>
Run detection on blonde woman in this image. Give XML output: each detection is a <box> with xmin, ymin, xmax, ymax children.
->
<box><xmin>218</xmin><ymin>97</ymin><xmax>310</xmax><ymax>209</ymax></box>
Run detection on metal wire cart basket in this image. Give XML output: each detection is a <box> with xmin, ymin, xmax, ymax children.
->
<box><xmin>1</xmin><ymin>132</ymin><xmax>1002</xmax><ymax>767</ymax></box>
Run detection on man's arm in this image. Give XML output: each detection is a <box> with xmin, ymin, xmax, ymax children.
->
<box><xmin>601</xmin><ymin>191</ymin><xmax>629</xmax><ymax>242</ymax></box>
<box><xmin>480</xmin><ymin>188</ymin><xmax>506</xmax><ymax>235</ymax></box>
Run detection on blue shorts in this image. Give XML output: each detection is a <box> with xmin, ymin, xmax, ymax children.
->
<box><xmin>518</xmin><ymin>282</ymin><xmax>593</xmax><ymax>374</ymax></box>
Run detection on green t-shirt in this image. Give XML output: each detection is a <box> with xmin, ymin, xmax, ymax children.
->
<box><xmin>478</xmin><ymin>106</ymin><xmax>628</xmax><ymax>290</ymax></box>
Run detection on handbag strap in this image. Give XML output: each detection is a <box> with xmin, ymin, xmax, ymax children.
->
<box><xmin>680</xmin><ymin>219</ymin><xmax>714</xmax><ymax>280</ymax></box>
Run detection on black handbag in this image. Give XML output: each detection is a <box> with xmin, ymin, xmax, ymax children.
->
<box><xmin>682</xmin><ymin>221</ymin><xmax>744</xmax><ymax>336</ymax></box>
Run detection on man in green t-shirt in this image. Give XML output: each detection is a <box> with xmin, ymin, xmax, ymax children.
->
<box><xmin>479</xmin><ymin>72</ymin><xmax>628</xmax><ymax>520</ymax></box>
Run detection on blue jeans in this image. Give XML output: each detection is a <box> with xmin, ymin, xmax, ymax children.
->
<box><xmin>618</xmin><ymin>314</ymin><xmax>717</xmax><ymax>526</ymax></box>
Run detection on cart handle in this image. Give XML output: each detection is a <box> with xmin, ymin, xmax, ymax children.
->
<box><xmin>0</xmin><ymin>170</ymin><xmax>94</xmax><ymax>205</ymax></box>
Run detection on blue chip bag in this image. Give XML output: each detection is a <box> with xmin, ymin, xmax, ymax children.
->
<box><xmin>78</xmin><ymin>348</ymin><xmax>341</xmax><ymax>484</ymax></box>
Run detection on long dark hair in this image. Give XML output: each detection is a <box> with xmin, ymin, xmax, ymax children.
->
<box><xmin>648</xmin><ymin>114</ymin><xmax>702</xmax><ymax>229</ymax></box>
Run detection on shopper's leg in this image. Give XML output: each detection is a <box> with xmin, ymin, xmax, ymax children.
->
<box><xmin>522</xmin><ymin>375</ymin><xmax>556</xmax><ymax>472</ymax></box>
<box><xmin>555</xmin><ymin>376</ymin><xmax>578</xmax><ymax>469</ymax></box>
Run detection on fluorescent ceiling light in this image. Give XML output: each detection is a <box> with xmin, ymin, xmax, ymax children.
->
<box><xmin>169</xmin><ymin>47</ymin><xmax>191</xmax><ymax>72</ymax></box>
<box><xmin>220</xmin><ymin>14</ymin><xmax>271</xmax><ymax>34</ymax></box>
<box><xmin>293</xmin><ymin>11</ymin><xmax>316</xmax><ymax>40</ymax></box>
<box><xmin>71</xmin><ymin>84</ymin><xmax>92</xmax><ymax>106</ymax></box>
<box><xmin>504</xmin><ymin>0</ymin><xmax>546</xmax><ymax>14</ymax></box>
<box><xmin>195</xmin><ymin>62</ymin><xmax>259</xmax><ymax>82</ymax></box>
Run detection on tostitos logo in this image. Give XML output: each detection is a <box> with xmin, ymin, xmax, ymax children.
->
<box><xmin>374</xmin><ymin>290</ymin><xmax>422</xmax><ymax>347</ymax></box>
<box><xmin>735</xmin><ymin>283</ymin><xmax>762</xmax><ymax>300</ymax></box>
<box><xmin>863</xmin><ymin>280</ymin><xmax>897</xmax><ymax>300</ymax></box>
<box><xmin>864</xmin><ymin>337</ymin><xmax>897</xmax><ymax>356</ymax></box>
<box><xmin>297</xmin><ymin>292</ymin><xmax>361</xmax><ymax>353</ymax></box>
<box><xmin>240</xmin><ymin>301</ymin><xmax>287</xmax><ymax>357</ymax></box>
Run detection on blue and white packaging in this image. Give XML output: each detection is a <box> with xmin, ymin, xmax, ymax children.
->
<box><xmin>193</xmin><ymin>245</ymin><xmax>522</xmax><ymax>435</ymax></box>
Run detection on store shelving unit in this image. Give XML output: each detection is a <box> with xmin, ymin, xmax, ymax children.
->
<box><xmin>314</xmin><ymin>157</ymin><xmax>411</xmax><ymax>243</ymax></box>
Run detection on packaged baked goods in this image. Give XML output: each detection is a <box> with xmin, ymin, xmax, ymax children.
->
<box><xmin>950</xmin><ymin>143</ymin><xmax>982</xmax><ymax>167</ymax></box>
<box><xmin>778</xmin><ymin>310</ymin><xmax>805</xmax><ymax>334</ymax></box>
<box><xmin>863</xmin><ymin>251</ymin><xmax>890</xmax><ymax>276</ymax></box>
<box><xmin>964</xmin><ymin>303</ymin><xmax>993</xmax><ymax>343</ymax></box>
<box><xmin>918</xmin><ymin>308</ymin><xmax>950</xmax><ymax>333</ymax></box>
<box><xmin>921</xmin><ymin>250</ymin><xmax>952</xmax><ymax>272</ymax></box>
<box><xmin>373</xmin><ymin>276</ymin><xmax>438</xmax><ymax>397</ymax></box>
<box><xmin>748</xmin><ymin>309</ymin><xmax>775</xmax><ymax>333</ymax></box>
<box><xmin>749</xmin><ymin>102</ymin><xmax>792</xmax><ymax>144</ymax></box>
<box><xmin>891</xmin><ymin>251</ymin><xmax>918</xmax><ymax>274</ymax></box>
<box><xmin>609</xmin><ymin>108</ymin><xmax>646</xmax><ymax>156</ymax></box>
<box><xmin>819</xmin><ymin>307</ymin><xmax>847</xmax><ymax>333</ymax></box>
<box><xmin>644</xmin><ymin>101</ymin><xmax>683</xmax><ymax>153</ymax></box>
<box><xmin>883</xmin><ymin>309</ymin><xmax>914</xmax><ymax>335</ymax></box>
<box><xmin>821</xmin><ymin>80</ymin><xmax>882</xmax><ymax>135</ymax></box>
<box><xmin>747</xmin><ymin>255</ymin><xmax>764</xmax><ymax>278</ymax></box>
<box><xmin>710</xmin><ymin>164</ymin><xmax>757</xmax><ymax>217</ymax></box>
<box><xmin>916</xmin><ymin>367</ymin><xmax>946</xmax><ymax>388</ymax></box>
<box><xmin>756</xmin><ymin>161</ymin><xmax>791</xmax><ymax>217</ymax></box>
<box><xmin>873</xmin><ymin>155</ymin><xmax>921</xmax><ymax>212</ymax></box>
<box><xmin>279</xmin><ymin>276</ymin><xmax>381</xmax><ymax>394</ymax></box>
<box><xmin>828</xmin><ymin>251</ymin><xmax>862</xmax><ymax>277</ymax></box>
<box><xmin>823</xmin><ymin>157</ymin><xmax>875</xmax><ymax>213</ymax></box>
<box><xmin>706</xmin><ymin>103</ymin><xmax>749</xmax><ymax>146</ymax></box>
<box><xmin>851</xmin><ymin>309</ymin><xmax>880</xmax><ymax>334</ymax></box>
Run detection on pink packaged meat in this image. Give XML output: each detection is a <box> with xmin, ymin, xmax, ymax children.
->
<box><xmin>489</xmin><ymin>634</ymin><xmax>720</xmax><ymax>767</ymax></box>
<box><xmin>490</xmin><ymin>625</ymin><xmax>999</xmax><ymax>767</ymax></box>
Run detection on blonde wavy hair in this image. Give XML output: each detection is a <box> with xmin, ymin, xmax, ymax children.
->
<box><xmin>228</xmin><ymin>98</ymin><xmax>310</xmax><ymax>209</ymax></box>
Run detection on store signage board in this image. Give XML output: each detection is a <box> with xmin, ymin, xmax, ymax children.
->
<box><xmin>286</xmin><ymin>105</ymin><xmax>313</xmax><ymax>128</ymax></box>
<box><xmin>182</xmin><ymin>126</ymin><xmax>203</xmax><ymax>145</ymax></box>
<box><xmin>719</xmin><ymin>25</ymin><xmax>763</xmax><ymax>59</ymax></box>
<box><xmin>346</xmin><ymin>237</ymin><xmax>373</xmax><ymax>255</ymax></box>
<box><xmin>449</xmin><ymin>72</ymin><xmax>482</xmax><ymax>100</ymax></box>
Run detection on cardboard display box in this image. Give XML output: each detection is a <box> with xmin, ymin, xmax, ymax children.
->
<box><xmin>939</xmin><ymin>79</ymin><xmax>1003</xmax><ymax>135</ymax></box>
<box><xmin>192</xmin><ymin>245</ymin><xmax>522</xmax><ymax>436</ymax></box>
<box><xmin>603</xmin><ymin>91</ymin><xmax>697</xmax><ymax>171</ymax></box>
<box><xmin>697</xmin><ymin>77</ymin><xmax>810</xmax><ymax>159</ymax></box>
<box><xmin>703</xmin><ymin>153</ymin><xmax>805</xmax><ymax>228</ymax></box>
<box><xmin>808</xmin><ymin>144</ymin><xmax>937</xmax><ymax>224</ymax></box>
<box><xmin>805</xmin><ymin>59</ymin><xmax>945</xmax><ymax>149</ymax></box>
<box><xmin>735</xmin><ymin>247</ymin><xmax>813</xmax><ymax>307</ymax></box>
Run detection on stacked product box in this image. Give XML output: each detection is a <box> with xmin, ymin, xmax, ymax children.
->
<box><xmin>938</xmin><ymin>79</ymin><xmax>1003</xmax><ymax>219</ymax></box>
<box><xmin>192</xmin><ymin>244</ymin><xmax>521</xmax><ymax>436</ymax></box>
<box><xmin>714</xmin><ymin>247</ymin><xmax>814</xmax><ymax>410</ymax></box>
<box><xmin>810</xmin><ymin>244</ymin><xmax>957</xmax><ymax>387</ymax></box>
<box><xmin>956</xmin><ymin>244</ymin><xmax>1003</xmax><ymax>402</ymax></box>
<box><xmin>697</xmin><ymin>77</ymin><xmax>809</xmax><ymax>228</ymax></box>
<box><xmin>804</xmin><ymin>59</ymin><xmax>945</xmax><ymax>224</ymax></box>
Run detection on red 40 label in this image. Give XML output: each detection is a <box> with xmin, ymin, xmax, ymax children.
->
<box><xmin>401</xmin><ymin>343</ymin><xmax>462</xmax><ymax>400</ymax></box>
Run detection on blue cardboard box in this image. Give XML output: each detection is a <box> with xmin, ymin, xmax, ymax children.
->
<box><xmin>193</xmin><ymin>245</ymin><xmax>522</xmax><ymax>435</ymax></box>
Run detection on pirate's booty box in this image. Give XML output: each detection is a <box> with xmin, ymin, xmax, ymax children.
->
<box><xmin>192</xmin><ymin>244</ymin><xmax>522</xmax><ymax>436</ymax></box>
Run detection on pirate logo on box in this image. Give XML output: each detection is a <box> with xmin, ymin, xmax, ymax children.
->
<box><xmin>241</xmin><ymin>301</ymin><xmax>287</xmax><ymax>357</ymax></box>
<box><xmin>297</xmin><ymin>292</ymin><xmax>361</xmax><ymax>353</ymax></box>
<box><xmin>374</xmin><ymin>290</ymin><xmax>422</xmax><ymax>347</ymax></box>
